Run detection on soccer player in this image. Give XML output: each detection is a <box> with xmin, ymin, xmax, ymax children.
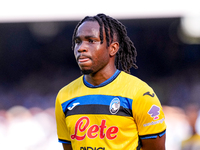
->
<box><xmin>55</xmin><ymin>13</ymin><xmax>166</xmax><ymax>150</ymax></box>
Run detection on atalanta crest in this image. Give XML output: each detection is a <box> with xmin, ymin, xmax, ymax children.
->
<box><xmin>109</xmin><ymin>98</ymin><xmax>120</xmax><ymax>114</ymax></box>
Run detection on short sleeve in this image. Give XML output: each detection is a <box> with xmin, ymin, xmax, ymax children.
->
<box><xmin>132</xmin><ymin>84</ymin><xmax>166</xmax><ymax>139</ymax></box>
<box><xmin>55</xmin><ymin>95</ymin><xmax>71</xmax><ymax>144</ymax></box>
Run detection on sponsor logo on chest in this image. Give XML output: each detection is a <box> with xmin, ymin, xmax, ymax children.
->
<box><xmin>80</xmin><ymin>147</ymin><xmax>105</xmax><ymax>150</ymax></box>
<box><xmin>71</xmin><ymin>116</ymin><xmax>119</xmax><ymax>141</ymax></box>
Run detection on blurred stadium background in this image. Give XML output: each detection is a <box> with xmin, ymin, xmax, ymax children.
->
<box><xmin>0</xmin><ymin>0</ymin><xmax>200</xmax><ymax>149</ymax></box>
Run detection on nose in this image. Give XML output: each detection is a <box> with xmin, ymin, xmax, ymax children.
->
<box><xmin>76</xmin><ymin>41</ymin><xmax>88</xmax><ymax>53</ymax></box>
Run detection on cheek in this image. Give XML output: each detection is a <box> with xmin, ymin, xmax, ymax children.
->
<box><xmin>95</xmin><ymin>44</ymin><xmax>101</xmax><ymax>50</ymax></box>
<box><xmin>94</xmin><ymin>43</ymin><xmax>107</xmax><ymax>55</ymax></box>
<box><xmin>94</xmin><ymin>50</ymin><xmax>110</xmax><ymax>64</ymax></box>
<box><xmin>74</xmin><ymin>48</ymin><xmax>78</xmax><ymax>58</ymax></box>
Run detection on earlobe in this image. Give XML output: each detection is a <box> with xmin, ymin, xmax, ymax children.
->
<box><xmin>110</xmin><ymin>42</ymin><xmax>119</xmax><ymax>57</ymax></box>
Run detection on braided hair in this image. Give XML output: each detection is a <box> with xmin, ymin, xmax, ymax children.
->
<box><xmin>72</xmin><ymin>13</ymin><xmax>138</xmax><ymax>74</ymax></box>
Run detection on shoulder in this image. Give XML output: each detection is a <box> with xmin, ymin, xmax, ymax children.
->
<box><xmin>119</xmin><ymin>71</ymin><xmax>150</xmax><ymax>90</ymax></box>
<box><xmin>60</xmin><ymin>76</ymin><xmax>83</xmax><ymax>91</ymax></box>
<box><xmin>56</xmin><ymin>76</ymin><xmax>84</xmax><ymax>101</ymax></box>
<box><xmin>113</xmin><ymin>71</ymin><xmax>152</xmax><ymax>99</ymax></box>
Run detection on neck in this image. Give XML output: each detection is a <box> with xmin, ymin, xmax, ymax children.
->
<box><xmin>84</xmin><ymin>67</ymin><xmax>117</xmax><ymax>86</ymax></box>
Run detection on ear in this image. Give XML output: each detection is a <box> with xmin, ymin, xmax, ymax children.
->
<box><xmin>109</xmin><ymin>42</ymin><xmax>119</xmax><ymax>57</ymax></box>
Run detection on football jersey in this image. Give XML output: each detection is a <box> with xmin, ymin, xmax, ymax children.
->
<box><xmin>55</xmin><ymin>70</ymin><xmax>166</xmax><ymax>150</ymax></box>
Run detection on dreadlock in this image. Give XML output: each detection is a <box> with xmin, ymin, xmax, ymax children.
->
<box><xmin>72</xmin><ymin>13</ymin><xmax>138</xmax><ymax>74</ymax></box>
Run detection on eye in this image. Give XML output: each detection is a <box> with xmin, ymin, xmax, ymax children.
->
<box><xmin>75</xmin><ymin>38</ymin><xmax>81</xmax><ymax>44</ymax></box>
<box><xmin>88</xmin><ymin>39</ymin><xmax>95</xmax><ymax>43</ymax></box>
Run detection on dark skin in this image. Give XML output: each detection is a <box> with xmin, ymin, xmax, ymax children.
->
<box><xmin>74</xmin><ymin>21</ymin><xmax>118</xmax><ymax>86</ymax></box>
<box><xmin>63</xmin><ymin>21</ymin><xmax>166</xmax><ymax>150</ymax></box>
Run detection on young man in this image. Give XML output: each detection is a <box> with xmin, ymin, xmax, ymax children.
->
<box><xmin>55</xmin><ymin>14</ymin><xmax>166</xmax><ymax>150</ymax></box>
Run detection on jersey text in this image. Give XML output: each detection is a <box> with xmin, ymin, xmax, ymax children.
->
<box><xmin>71</xmin><ymin>116</ymin><xmax>119</xmax><ymax>140</ymax></box>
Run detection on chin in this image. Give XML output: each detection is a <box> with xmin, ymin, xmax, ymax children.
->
<box><xmin>81</xmin><ymin>69</ymin><xmax>93</xmax><ymax>75</ymax></box>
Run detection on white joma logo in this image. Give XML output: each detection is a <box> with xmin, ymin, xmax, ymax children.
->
<box><xmin>68</xmin><ymin>102</ymin><xmax>80</xmax><ymax>110</ymax></box>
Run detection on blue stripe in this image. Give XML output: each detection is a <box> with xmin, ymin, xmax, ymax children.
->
<box><xmin>61</xmin><ymin>95</ymin><xmax>133</xmax><ymax>113</ymax></box>
<box><xmin>140</xmin><ymin>129</ymin><xmax>166</xmax><ymax>140</ymax></box>
<box><xmin>83</xmin><ymin>70</ymin><xmax>121</xmax><ymax>88</ymax></box>
<box><xmin>159</xmin><ymin>130</ymin><xmax>166</xmax><ymax>137</ymax></box>
<box><xmin>140</xmin><ymin>135</ymin><xmax>158</xmax><ymax>139</ymax></box>
<box><xmin>58</xmin><ymin>139</ymin><xmax>71</xmax><ymax>144</ymax></box>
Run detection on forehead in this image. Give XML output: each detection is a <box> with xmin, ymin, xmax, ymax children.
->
<box><xmin>76</xmin><ymin>21</ymin><xmax>100</xmax><ymax>37</ymax></box>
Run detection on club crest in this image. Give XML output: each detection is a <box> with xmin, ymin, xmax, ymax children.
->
<box><xmin>109</xmin><ymin>98</ymin><xmax>120</xmax><ymax>114</ymax></box>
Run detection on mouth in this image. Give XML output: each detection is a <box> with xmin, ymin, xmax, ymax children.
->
<box><xmin>78</xmin><ymin>57</ymin><xmax>90</xmax><ymax>63</ymax></box>
<box><xmin>77</xmin><ymin>55</ymin><xmax>91</xmax><ymax>63</ymax></box>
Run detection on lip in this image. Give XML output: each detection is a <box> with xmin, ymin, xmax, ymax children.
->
<box><xmin>78</xmin><ymin>58</ymin><xmax>90</xmax><ymax>63</ymax></box>
<box><xmin>77</xmin><ymin>55</ymin><xmax>91</xmax><ymax>63</ymax></box>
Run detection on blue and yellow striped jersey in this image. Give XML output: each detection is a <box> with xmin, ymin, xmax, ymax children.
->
<box><xmin>55</xmin><ymin>70</ymin><xmax>166</xmax><ymax>150</ymax></box>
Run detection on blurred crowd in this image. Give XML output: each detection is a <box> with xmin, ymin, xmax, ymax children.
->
<box><xmin>0</xmin><ymin>104</ymin><xmax>199</xmax><ymax>150</ymax></box>
<box><xmin>0</xmin><ymin>106</ymin><xmax>63</xmax><ymax>150</ymax></box>
<box><xmin>163</xmin><ymin>104</ymin><xmax>200</xmax><ymax>150</ymax></box>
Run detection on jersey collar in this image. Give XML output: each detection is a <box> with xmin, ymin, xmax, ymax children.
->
<box><xmin>83</xmin><ymin>70</ymin><xmax>121</xmax><ymax>88</ymax></box>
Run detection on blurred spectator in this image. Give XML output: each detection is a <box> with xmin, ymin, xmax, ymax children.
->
<box><xmin>163</xmin><ymin>106</ymin><xmax>191</xmax><ymax>150</ymax></box>
<box><xmin>0</xmin><ymin>106</ymin><xmax>62</xmax><ymax>150</ymax></box>
<box><xmin>181</xmin><ymin>103</ymin><xmax>200</xmax><ymax>150</ymax></box>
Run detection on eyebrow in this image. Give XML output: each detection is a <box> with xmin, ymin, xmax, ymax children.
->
<box><xmin>74</xmin><ymin>35</ymin><xmax>99</xmax><ymax>40</ymax></box>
